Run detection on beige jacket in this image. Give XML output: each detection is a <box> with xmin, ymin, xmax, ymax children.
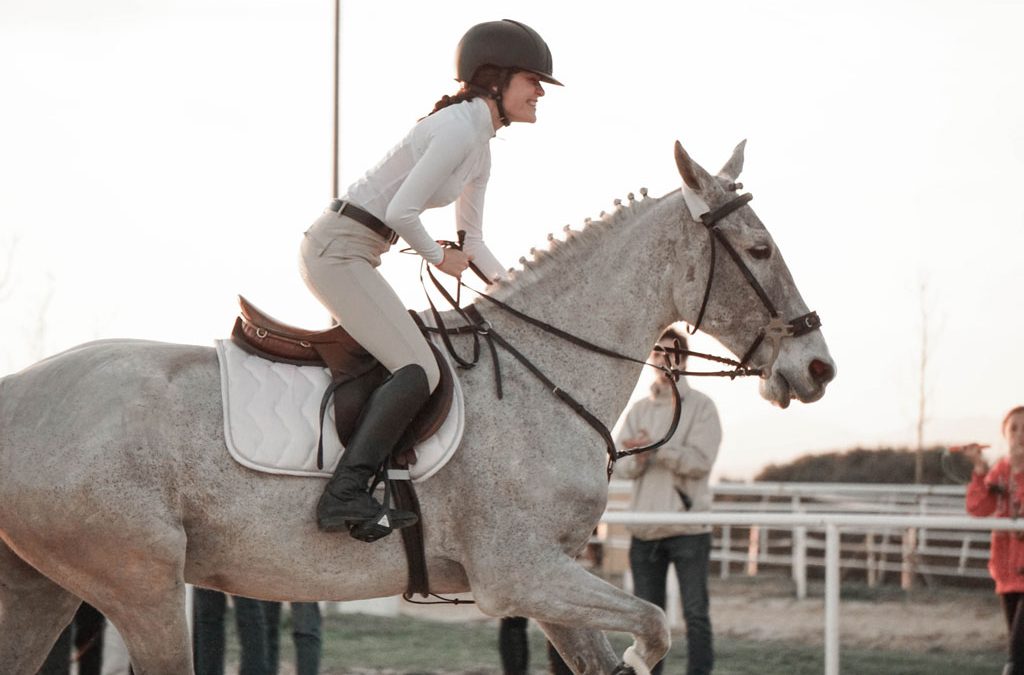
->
<box><xmin>613</xmin><ymin>377</ymin><xmax>722</xmax><ymax>539</ymax></box>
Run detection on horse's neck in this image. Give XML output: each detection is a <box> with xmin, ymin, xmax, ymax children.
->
<box><xmin>482</xmin><ymin>193</ymin><xmax>693</xmax><ymax>420</ymax></box>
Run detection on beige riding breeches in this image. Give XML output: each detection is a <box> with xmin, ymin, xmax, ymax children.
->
<box><xmin>299</xmin><ymin>209</ymin><xmax>441</xmax><ymax>393</ymax></box>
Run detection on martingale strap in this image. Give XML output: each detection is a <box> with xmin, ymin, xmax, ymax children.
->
<box><xmin>468</xmin><ymin>307</ymin><xmax>682</xmax><ymax>479</ymax></box>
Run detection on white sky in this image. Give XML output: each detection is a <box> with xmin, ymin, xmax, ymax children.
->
<box><xmin>2</xmin><ymin>0</ymin><xmax>1022</xmax><ymax>479</ymax></box>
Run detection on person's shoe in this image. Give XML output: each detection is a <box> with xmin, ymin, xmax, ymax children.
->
<box><xmin>316</xmin><ymin>364</ymin><xmax>428</xmax><ymax>541</ymax></box>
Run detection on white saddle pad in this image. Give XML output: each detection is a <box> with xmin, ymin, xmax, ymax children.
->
<box><xmin>214</xmin><ymin>336</ymin><xmax>464</xmax><ymax>483</ymax></box>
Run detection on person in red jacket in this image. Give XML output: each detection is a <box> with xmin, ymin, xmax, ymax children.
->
<box><xmin>963</xmin><ymin>405</ymin><xmax>1024</xmax><ymax>675</ymax></box>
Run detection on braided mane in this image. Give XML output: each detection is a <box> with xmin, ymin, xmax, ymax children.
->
<box><xmin>489</xmin><ymin>189</ymin><xmax>662</xmax><ymax>301</ymax></box>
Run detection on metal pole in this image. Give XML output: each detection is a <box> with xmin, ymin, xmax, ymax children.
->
<box><xmin>331</xmin><ymin>0</ymin><xmax>341</xmax><ymax>199</ymax></box>
<box><xmin>825</xmin><ymin>523</ymin><xmax>840</xmax><ymax>675</ymax></box>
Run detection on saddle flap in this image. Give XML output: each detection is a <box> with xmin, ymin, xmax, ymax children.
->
<box><xmin>406</xmin><ymin>344</ymin><xmax>455</xmax><ymax>446</ymax></box>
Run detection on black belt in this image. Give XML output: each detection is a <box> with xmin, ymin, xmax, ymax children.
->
<box><xmin>329</xmin><ymin>199</ymin><xmax>398</xmax><ymax>245</ymax></box>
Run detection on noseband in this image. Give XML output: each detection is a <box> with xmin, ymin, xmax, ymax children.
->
<box><xmin>688</xmin><ymin>191</ymin><xmax>821</xmax><ymax>378</ymax></box>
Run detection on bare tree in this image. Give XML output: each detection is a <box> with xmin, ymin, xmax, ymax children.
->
<box><xmin>0</xmin><ymin>234</ymin><xmax>19</xmax><ymax>302</ymax></box>
<box><xmin>28</xmin><ymin>274</ymin><xmax>56</xmax><ymax>362</ymax></box>
<box><xmin>0</xmin><ymin>236</ymin><xmax>57</xmax><ymax>372</ymax></box>
<box><xmin>914</xmin><ymin>280</ymin><xmax>928</xmax><ymax>483</ymax></box>
<box><xmin>914</xmin><ymin>277</ymin><xmax>942</xmax><ymax>484</ymax></box>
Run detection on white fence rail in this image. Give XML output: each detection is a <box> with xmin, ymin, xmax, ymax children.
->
<box><xmin>601</xmin><ymin>481</ymin><xmax>988</xmax><ymax>594</ymax></box>
<box><xmin>600</xmin><ymin>505</ymin><xmax>1019</xmax><ymax>675</ymax></box>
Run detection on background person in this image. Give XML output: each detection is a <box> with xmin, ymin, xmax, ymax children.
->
<box><xmin>962</xmin><ymin>405</ymin><xmax>1024</xmax><ymax>675</ymax></box>
<box><xmin>262</xmin><ymin>601</ymin><xmax>322</xmax><ymax>675</ymax></box>
<box><xmin>614</xmin><ymin>327</ymin><xmax>722</xmax><ymax>675</ymax></box>
<box><xmin>192</xmin><ymin>588</ymin><xmax>272</xmax><ymax>675</ymax></box>
<box><xmin>38</xmin><ymin>602</ymin><xmax>106</xmax><ymax>675</ymax></box>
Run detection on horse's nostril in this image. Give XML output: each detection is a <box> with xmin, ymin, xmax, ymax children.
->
<box><xmin>808</xmin><ymin>359</ymin><xmax>834</xmax><ymax>384</ymax></box>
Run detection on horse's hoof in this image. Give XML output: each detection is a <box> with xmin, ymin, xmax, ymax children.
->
<box><xmin>619</xmin><ymin>645</ymin><xmax>651</xmax><ymax>675</ymax></box>
<box><xmin>610</xmin><ymin>665</ymin><xmax>635</xmax><ymax>675</ymax></box>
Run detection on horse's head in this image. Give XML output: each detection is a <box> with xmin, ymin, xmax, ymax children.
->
<box><xmin>670</xmin><ymin>140</ymin><xmax>836</xmax><ymax>407</ymax></box>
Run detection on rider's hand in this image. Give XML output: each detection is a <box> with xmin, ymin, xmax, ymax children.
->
<box><xmin>951</xmin><ymin>443</ymin><xmax>990</xmax><ymax>474</ymax></box>
<box><xmin>436</xmin><ymin>248</ymin><xmax>473</xmax><ymax>278</ymax></box>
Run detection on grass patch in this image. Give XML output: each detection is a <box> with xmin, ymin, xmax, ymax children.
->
<box><xmin>225</xmin><ymin>611</ymin><xmax>1004</xmax><ymax>674</ymax></box>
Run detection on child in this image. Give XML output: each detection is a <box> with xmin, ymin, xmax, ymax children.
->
<box><xmin>962</xmin><ymin>406</ymin><xmax>1024</xmax><ymax>675</ymax></box>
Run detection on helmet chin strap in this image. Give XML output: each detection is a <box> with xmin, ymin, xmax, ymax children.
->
<box><xmin>494</xmin><ymin>94</ymin><xmax>511</xmax><ymax>127</ymax></box>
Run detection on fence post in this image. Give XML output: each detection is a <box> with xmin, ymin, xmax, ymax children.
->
<box><xmin>919</xmin><ymin>499</ymin><xmax>929</xmax><ymax>550</ymax></box>
<box><xmin>958</xmin><ymin>537</ymin><xmax>970</xmax><ymax>575</ymax></box>
<box><xmin>825</xmin><ymin>523</ymin><xmax>840</xmax><ymax>675</ymax></box>
<box><xmin>720</xmin><ymin>525</ymin><xmax>732</xmax><ymax>579</ymax></box>
<box><xmin>901</xmin><ymin>527</ymin><xmax>918</xmax><ymax>590</ymax></box>
<box><xmin>866</xmin><ymin>529</ymin><xmax>877</xmax><ymax>588</ymax></box>
<box><xmin>793</xmin><ymin>525</ymin><xmax>807</xmax><ymax>600</ymax></box>
<box><xmin>791</xmin><ymin>496</ymin><xmax>807</xmax><ymax>600</ymax></box>
<box><xmin>746</xmin><ymin>526</ymin><xmax>760</xmax><ymax>576</ymax></box>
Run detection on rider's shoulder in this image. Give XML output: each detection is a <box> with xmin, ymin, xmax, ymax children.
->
<box><xmin>417</xmin><ymin>98</ymin><xmax>492</xmax><ymax>145</ymax></box>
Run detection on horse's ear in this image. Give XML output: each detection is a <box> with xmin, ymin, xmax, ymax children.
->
<box><xmin>675</xmin><ymin>141</ymin><xmax>712</xmax><ymax>191</ymax></box>
<box><xmin>718</xmin><ymin>139</ymin><xmax>747</xmax><ymax>181</ymax></box>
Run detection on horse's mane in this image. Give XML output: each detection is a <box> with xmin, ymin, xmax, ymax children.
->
<box><xmin>489</xmin><ymin>189</ymin><xmax>664</xmax><ymax>301</ymax></box>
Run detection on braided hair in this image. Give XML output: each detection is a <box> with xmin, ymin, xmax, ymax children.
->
<box><xmin>427</xmin><ymin>65</ymin><xmax>515</xmax><ymax>117</ymax></box>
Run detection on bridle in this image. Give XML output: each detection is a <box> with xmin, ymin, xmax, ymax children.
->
<box><xmin>687</xmin><ymin>189</ymin><xmax>821</xmax><ymax>378</ymax></box>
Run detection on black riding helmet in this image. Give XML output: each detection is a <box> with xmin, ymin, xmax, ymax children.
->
<box><xmin>455</xmin><ymin>19</ymin><xmax>563</xmax><ymax>87</ymax></box>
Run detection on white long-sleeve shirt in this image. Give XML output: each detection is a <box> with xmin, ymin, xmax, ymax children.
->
<box><xmin>613</xmin><ymin>377</ymin><xmax>723</xmax><ymax>538</ymax></box>
<box><xmin>344</xmin><ymin>97</ymin><xmax>506</xmax><ymax>281</ymax></box>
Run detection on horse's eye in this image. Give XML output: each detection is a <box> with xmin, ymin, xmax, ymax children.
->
<box><xmin>748</xmin><ymin>245</ymin><xmax>772</xmax><ymax>260</ymax></box>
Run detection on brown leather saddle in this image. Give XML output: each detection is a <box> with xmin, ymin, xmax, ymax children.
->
<box><xmin>230</xmin><ymin>295</ymin><xmax>454</xmax><ymax>459</ymax></box>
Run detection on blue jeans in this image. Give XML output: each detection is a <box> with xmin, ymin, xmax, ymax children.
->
<box><xmin>192</xmin><ymin>589</ymin><xmax>272</xmax><ymax>675</ymax></box>
<box><xmin>263</xmin><ymin>601</ymin><xmax>322</xmax><ymax>675</ymax></box>
<box><xmin>629</xmin><ymin>533</ymin><xmax>713</xmax><ymax>675</ymax></box>
<box><xmin>39</xmin><ymin>603</ymin><xmax>106</xmax><ymax>675</ymax></box>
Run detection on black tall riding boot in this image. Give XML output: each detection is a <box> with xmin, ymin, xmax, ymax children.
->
<box><xmin>317</xmin><ymin>364</ymin><xmax>429</xmax><ymax>541</ymax></box>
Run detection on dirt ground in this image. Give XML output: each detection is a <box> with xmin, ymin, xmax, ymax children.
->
<box><xmin>399</xmin><ymin>574</ymin><xmax>1006</xmax><ymax>653</ymax></box>
<box><xmin>706</xmin><ymin>576</ymin><xmax>1003</xmax><ymax>652</ymax></box>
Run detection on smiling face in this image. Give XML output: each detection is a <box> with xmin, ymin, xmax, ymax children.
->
<box><xmin>502</xmin><ymin>71</ymin><xmax>545</xmax><ymax>124</ymax></box>
<box><xmin>1005</xmin><ymin>409</ymin><xmax>1024</xmax><ymax>459</ymax></box>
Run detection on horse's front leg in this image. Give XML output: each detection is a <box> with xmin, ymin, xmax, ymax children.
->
<box><xmin>471</xmin><ymin>554</ymin><xmax>668</xmax><ymax>674</ymax></box>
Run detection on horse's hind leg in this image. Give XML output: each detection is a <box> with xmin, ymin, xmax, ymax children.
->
<box><xmin>0</xmin><ymin>539</ymin><xmax>81</xmax><ymax>674</ymax></box>
<box><xmin>66</xmin><ymin>528</ymin><xmax>194</xmax><ymax>675</ymax></box>
<box><xmin>103</xmin><ymin>577</ymin><xmax>193</xmax><ymax>675</ymax></box>
<box><xmin>7</xmin><ymin>521</ymin><xmax>194</xmax><ymax>674</ymax></box>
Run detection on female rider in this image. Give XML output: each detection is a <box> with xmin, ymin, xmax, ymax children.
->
<box><xmin>298</xmin><ymin>20</ymin><xmax>562</xmax><ymax>542</ymax></box>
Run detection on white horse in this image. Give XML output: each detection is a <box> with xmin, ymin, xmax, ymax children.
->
<box><xmin>0</xmin><ymin>140</ymin><xmax>834</xmax><ymax>674</ymax></box>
